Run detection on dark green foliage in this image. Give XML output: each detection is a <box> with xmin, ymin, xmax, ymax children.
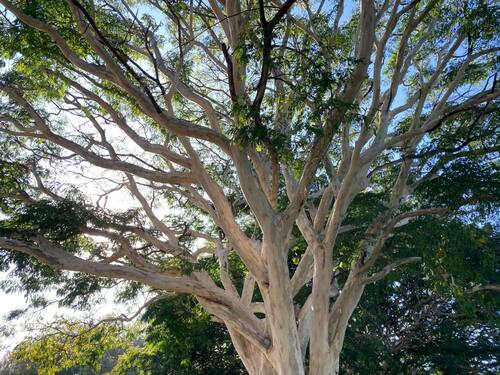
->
<box><xmin>0</xmin><ymin>199</ymin><xmax>139</xmax><ymax>308</ymax></box>
<box><xmin>342</xmin><ymin>274</ymin><xmax>499</xmax><ymax>374</ymax></box>
<box><xmin>339</xmin><ymin>216</ymin><xmax>499</xmax><ymax>374</ymax></box>
<box><xmin>0</xmin><ymin>160</ymin><xmax>29</xmax><ymax>200</ymax></box>
<box><xmin>0</xmin><ymin>199</ymin><xmax>92</xmax><ymax>241</ymax></box>
<box><xmin>417</xmin><ymin>158</ymin><xmax>499</xmax><ymax>217</ymax></box>
<box><xmin>134</xmin><ymin>295</ymin><xmax>245</xmax><ymax>375</ymax></box>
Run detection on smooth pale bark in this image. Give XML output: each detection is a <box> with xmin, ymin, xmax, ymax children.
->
<box><xmin>329</xmin><ymin>273</ymin><xmax>366</xmax><ymax>375</ymax></box>
<box><xmin>227</xmin><ymin>328</ymin><xmax>277</xmax><ymax>375</ymax></box>
<box><xmin>309</xmin><ymin>245</ymin><xmax>334</xmax><ymax>375</ymax></box>
<box><xmin>261</xmin><ymin>233</ymin><xmax>305</xmax><ymax>375</ymax></box>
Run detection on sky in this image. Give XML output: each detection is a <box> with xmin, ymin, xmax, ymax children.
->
<box><xmin>0</xmin><ymin>282</ymin><xmax>25</xmax><ymax>354</ymax></box>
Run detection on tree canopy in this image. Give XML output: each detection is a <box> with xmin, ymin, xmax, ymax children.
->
<box><xmin>0</xmin><ymin>0</ymin><xmax>498</xmax><ymax>374</ymax></box>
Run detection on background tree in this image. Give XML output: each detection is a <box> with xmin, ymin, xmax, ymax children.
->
<box><xmin>6</xmin><ymin>319</ymin><xmax>131</xmax><ymax>375</ymax></box>
<box><xmin>0</xmin><ymin>0</ymin><xmax>498</xmax><ymax>374</ymax></box>
<box><xmin>111</xmin><ymin>294</ymin><xmax>246</xmax><ymax>374</ymax></box>
<box><xmin>341</xmin><ymin>217</ymin><xmax>499</xmax><ymax>374</ymax></box>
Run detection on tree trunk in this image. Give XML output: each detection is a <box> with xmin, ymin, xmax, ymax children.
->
<box><xmin>230</xmin><ymin>247</ymin><xmax>366</xmax><ymax>375</ymax></box>
<box><xmin>227</xmin><ymin>328</ymin><xmax>277</xmax><ymax>374</ymax></box>
<box><xmin>261</xmin><ymin>234</ymin><xmax>305</xmax><ymax>375</ymax></box>
<box><xmin>309</xmin><ymin>247</ymin><xmax>335</xmax><ymax>375</ymax></box>
<box><xmin>328</xmin><ymin>273</ymin><xmax>366</xmax><ymax>375</ymax></box>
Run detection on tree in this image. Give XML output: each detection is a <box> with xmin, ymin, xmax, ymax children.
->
<box><xmin>100</xmin><ymin>294</ymin><xmax>246</xmax><ymax>374</ymax></box>
<box><xmin>0</xmin><ymin>356</ymin><xmax>37</xmax><ymax>375</ymax></box>
<box><xmin>340</xmin><ymin>218</ymin><xmax>500</xmax><ymax>374</ymax></box>
<box><xmin>0</xmin><ymin>0</ymin><xmax>498</xmax><ymax>374</ymax></box>
<box><xmin>6</xmin><ymin>319</ymin><xmax>131</xmax><ymax>375</ymax></box>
